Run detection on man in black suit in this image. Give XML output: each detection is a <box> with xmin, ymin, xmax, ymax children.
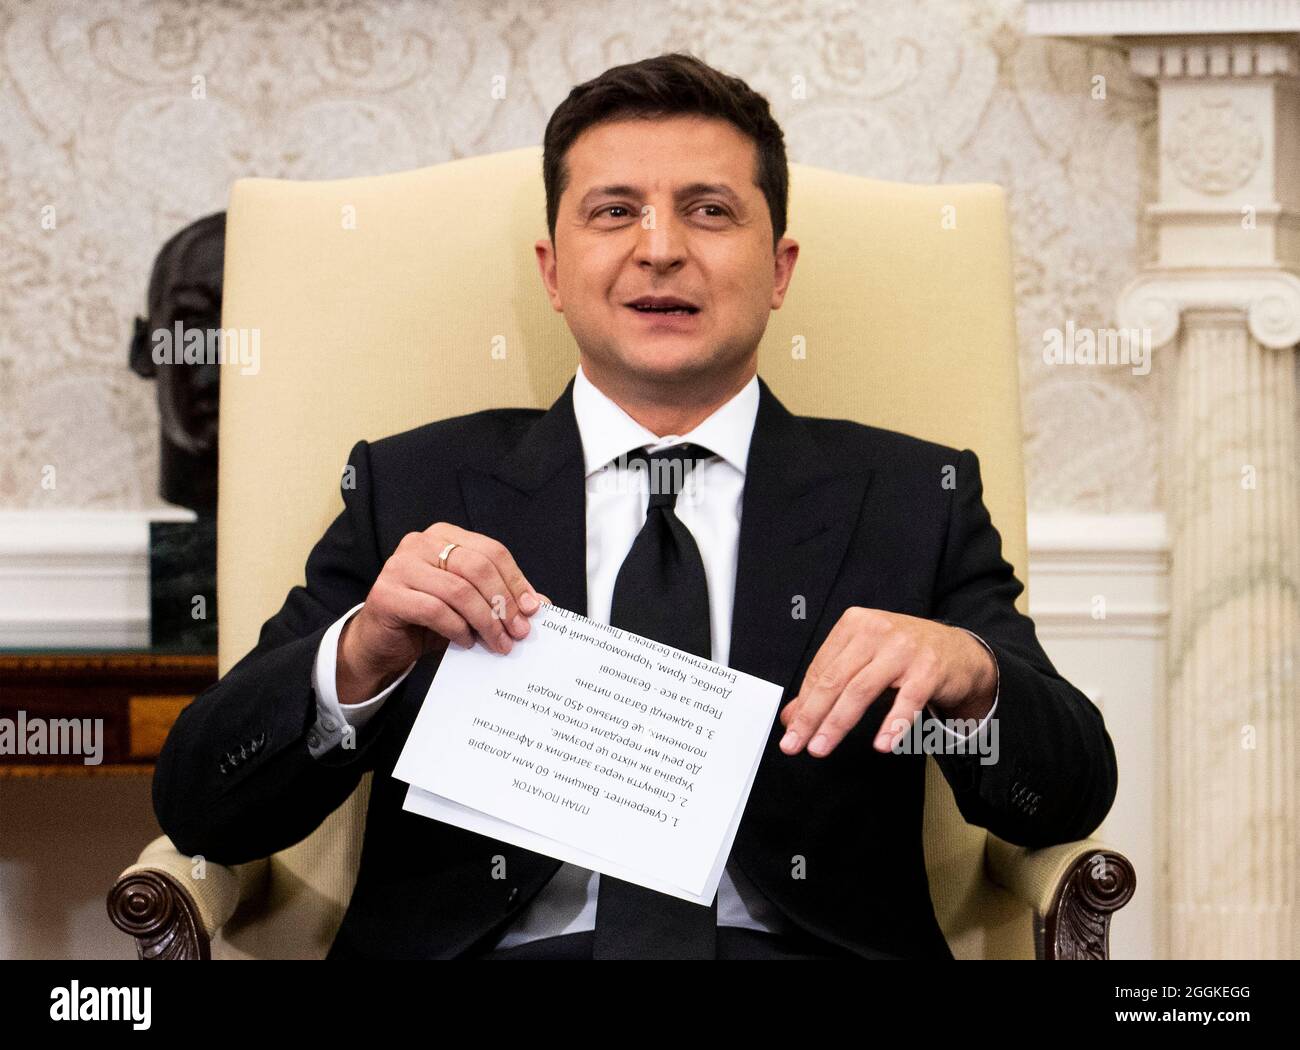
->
<box><xmin>153</xmin><ymin>52</ymin><xmax>1117</xmax><ymax>960</ymax></box>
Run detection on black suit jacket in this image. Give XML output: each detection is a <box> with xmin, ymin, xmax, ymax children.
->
<box><xmin>153</xmin><ymin>374</ymin><xmax>1118</xmax><ymax>960</ymax></box>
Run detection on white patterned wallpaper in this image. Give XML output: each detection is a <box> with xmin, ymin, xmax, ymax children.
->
<box><xmin>0</xmin><ymin>0</ymin><xmax>1160</xmax><ymax>512</ymax></box>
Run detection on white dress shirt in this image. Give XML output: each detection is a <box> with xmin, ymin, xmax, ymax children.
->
<box><xmin>307</xmin><ymin>362</ymin><xmax>998</xmax><ymax>952</ymax></box>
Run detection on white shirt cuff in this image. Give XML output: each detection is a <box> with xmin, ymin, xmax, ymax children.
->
<box><xmin>926</xmin><ymin>628</ymin><xmax>999</xmax><ymax>743</ymax></box>
<box><xmin>308</xmin><ymin>602</ymin><xmax>416</xmax><ymax>758</ymax></box>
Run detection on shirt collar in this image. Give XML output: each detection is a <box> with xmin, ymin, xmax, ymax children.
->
<box><xmin>571</xmin><ymin>361</ymin><xmax>760</xmax><ymax>480</ymax></box>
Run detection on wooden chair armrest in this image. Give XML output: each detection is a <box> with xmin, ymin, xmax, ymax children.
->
<box><xmin>985</xmin><ymin>836</ymin><xmax>1136</xmax><ymax>959</ymax></box>
<box><xmin>107</xmin><ymin>835</ymin><xmax>271</xmax><ymax>960</ymax></box>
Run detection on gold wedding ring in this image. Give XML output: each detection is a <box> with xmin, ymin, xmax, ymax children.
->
<box><xmin>437</xmin><ymin>542</ymin><xmax>459</xmax><ymax>571</ymax></box>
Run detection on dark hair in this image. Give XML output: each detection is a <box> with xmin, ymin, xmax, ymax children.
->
<box><xmin>542</xmin><ymin>52</ymin><xmax>788</xmax><ymax>250</ymax></box>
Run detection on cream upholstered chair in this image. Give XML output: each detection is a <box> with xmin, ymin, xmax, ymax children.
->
<box><xmin>109</xmin><ymin>146</ymin><xmax>1135</xmax><ymax>960</ymax></box>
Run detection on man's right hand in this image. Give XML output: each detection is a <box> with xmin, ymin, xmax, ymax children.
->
<box><xmin>336</xmin><ymin>523</ymin><xmax>550</xmax><ymax>704</ymax></box>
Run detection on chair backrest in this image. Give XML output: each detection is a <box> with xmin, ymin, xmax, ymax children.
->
<box><xmin>215</xmin><ymin>146</ymin><xmax>1030</xmax><ymax>959</ymax></box>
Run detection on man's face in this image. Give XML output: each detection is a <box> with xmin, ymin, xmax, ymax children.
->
<box><xmin>536</xmin><ymin>115</ymin><xmax>798</xmax><ymax>395</ymax></box>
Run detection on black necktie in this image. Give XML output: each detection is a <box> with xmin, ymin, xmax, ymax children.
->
<box><xmin>593</xmin><ymin>442</ymin><xmax>720</xmax><ymax>959</ymax></box>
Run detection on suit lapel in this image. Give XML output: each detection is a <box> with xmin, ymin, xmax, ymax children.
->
<box><xmin>458</xmin><ymin>376</ymin><xmax>590</xmax><ymax>619</ymax></box>
<box><xmin>728</xmin><ymin>376</ymin><xmax>873</xmax><ymax>708</ymax></box>
<box><xmin>458</xmin><ymin>372</ymin><xmax>873</xmax><ymax>711</ymax></box>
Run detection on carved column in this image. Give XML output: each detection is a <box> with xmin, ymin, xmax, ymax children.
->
<box><xmin>1161</xmin><ymin>308</ymin><xmax>1297</xmax><ymax>959</ymax></box>
<box><xmin>1028</xmin><ymin>2</ymin><xmax>1300</xmax><ymax>958</ymax></box>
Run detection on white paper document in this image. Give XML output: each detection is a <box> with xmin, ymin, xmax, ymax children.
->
<box><xmin>393</xmin><ymin>603</ymin><xmax>783</xmax><ymax>904</ymax></box>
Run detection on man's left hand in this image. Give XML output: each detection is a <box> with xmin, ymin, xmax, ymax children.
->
<box><xmin>778</xmin><ymin>608</ymin><xmax>997</xmax><ymax>758</ymax></box>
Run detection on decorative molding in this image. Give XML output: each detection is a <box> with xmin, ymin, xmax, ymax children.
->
<box><xmin>1029</xmin><ymin>605</ymin><xmax>1169</xmax><ymax>638</ymax></box>
<box><xmin>1165</xmin><ymin>96</ymin><xmax>1262</xmax><ymax>193</ymax></box>
<box><xmin>1026</xmin><ymin>1</ymin><xmax>1300</xmax><ymax>38</ymax></box>
<box><xmin>1027</xmin><ymin>513</ymin><xmax>1170</xmax><ymax>640</ymax></box>
<box><xmin>1117</xmin><ymin>268</ymin><xmax>1300</xmax><ymax>348</ymax></box>
<box><xmin>0</xmin><ymin>509</ymin><xmax>194</xmax><ymax>648</ymax></box>
<box><xmin>1130</xmin><ymin>41</ymin><xmax>1300</xmax><ymax>77</ymax></box>
<box><xmin>1028</xmin><ymin>511</ymin><xmax>1169</xmax><ymax>556</ymax></box>
<box><xmin>1146</xmin><ymin>202</ymin><xmax>1300</xmax><ymax>223</ymax></box>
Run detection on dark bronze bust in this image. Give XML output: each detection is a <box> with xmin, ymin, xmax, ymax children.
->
<box><xmin>129</xmin><ymin>212</ymin><xmax>226</xmax><ymax>513</ymax></box>
<box><xmin>130</xmin><ymin>213</ymin><xmax>225</xmax><ymax>650</ymax></box>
